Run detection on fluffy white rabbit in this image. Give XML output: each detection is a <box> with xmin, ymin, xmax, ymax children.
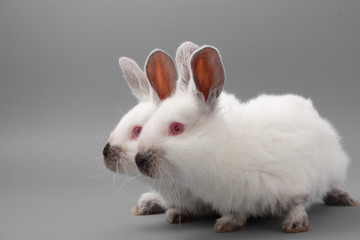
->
<box><xmin>135</xmin><ymin>45</ymin><xmax>358</xmax><ymax>233</ymax></box>
<box><xmin>103</xmin><ymin>42</ymin><xmax>214</xmax><ymax>223</ymax></box>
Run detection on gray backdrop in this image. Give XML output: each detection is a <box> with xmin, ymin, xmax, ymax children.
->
<box><xmin>1</xmin><ymin>0</ymin><xmax>359</xmax><ymax>239</ymax></box>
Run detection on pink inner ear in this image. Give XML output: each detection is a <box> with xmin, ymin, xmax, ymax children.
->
<box><xmin>193</xmin><ymin>56</ymin><xmax>213</xmax><ymax>101</ymax></box>
<box><xmin>191</xmin><ymin>47</ymin><xmax>224</xmax><ymax>102</ymax></box>
<box><xmin>146</xmin><ymin>51</ymin><xmax>177</xmax><ymax>100</ymax></box>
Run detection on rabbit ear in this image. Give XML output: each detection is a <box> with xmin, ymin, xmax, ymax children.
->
<box><xmin>119</xmin><ymin>57</ymin><xmax>150</xmax><ymax>102</ymax></box>
<box><xmin>190</xmin><ymin>46</ymin><xmax>225</xmax><ymax>106</ymax></box>
<box><xmin>175</xmin><ymin>41</ymin><xmax>199</xmax><ymax>91</ymax></box>
<box><xmin>145</xmin><ymin>50</ymin><xmax>177</xmax><ymax>101</ymax></box>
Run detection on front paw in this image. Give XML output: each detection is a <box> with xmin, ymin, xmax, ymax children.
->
<box><xmin>213</xmin><ymin>216</ymin><xmax>244</xmax><ymax>233</ymax></box>
<box><xmin>282</xmin><ymin>217</ymin><xmax>311</xmax><ymax>233</ymax></box>
<box><xmin>282</xmin><ymin>204</ymin><xmax>311</xmax><ymax>233</ymax></box>
<box><xmin>132</xmin><ymin>193</ymin><xmax>166</xmax><ymax>215</ymax></box>
<box><xmin>132</xmin><ymin>202</ymin><xmax>165</xmax><ymax>215</ymax></box>
<box><xmin>166</xmin><ymin>208</ymin><xmax>191</xmax><ymax>224</ymax></box>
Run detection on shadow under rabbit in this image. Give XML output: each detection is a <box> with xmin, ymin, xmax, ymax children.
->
<box><xmin>133</xmin><ymin>203</ymin><xmax>359</xmax><ymax>235</ymax></box>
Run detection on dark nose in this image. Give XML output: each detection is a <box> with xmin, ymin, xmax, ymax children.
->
<box><xmin>103</xmin><ymin>143</ymin><xmax>110</xmax><ymax>158</ymax></box>
<box><xmin>135</xmin><ymin>152</ymin><xmax>151</xmax><ymax>175</ymax></box>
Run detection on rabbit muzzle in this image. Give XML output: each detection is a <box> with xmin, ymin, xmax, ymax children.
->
<box><xmin>135</xmin><ymin>149</ymin><xmax>158</xmax><ymax>178</ymax></box>
<box><xmin>103</xmin><ymin>143</ymin><xmax>122</xmax><ymax>172</ymax></box>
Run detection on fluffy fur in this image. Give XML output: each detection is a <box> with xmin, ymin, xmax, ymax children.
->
<box><xmin>136</xmin><ymin>45</ymin><xmax>357</xmax><ymax>233</ymax></box>
<box><xmin>103</xmin><ymin>42</ymin><xmax>214</xmax><ymax>222</ymax></box>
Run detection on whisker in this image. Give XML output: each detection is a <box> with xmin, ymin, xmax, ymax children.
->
<box><xmin>127</xmin><ymin>174</ymin><xmax>142</xmax><ymax>181</ymax></box>
<box><xmin>86</xmin><ymin>170</ymin><xmax>107</xmax><ymax>179</ymax></box>
<box><xmin>166</xmin><ymin>168</ymin><xmax>182</xmax><ymax>227</ymax></box>
<box><xmin>159</xmin><ymin>169</ymin><xmax>172</xmax><ymax>209</ymax></box>
<box><xmin>90</xmin><ymin>135</ymin><xmax>107</xmax><ymax>145</ymax></box>
<box><xmin>115</xmin><ymin>162</ymin><xmax>130</xmax><ymax>194</ymax></box>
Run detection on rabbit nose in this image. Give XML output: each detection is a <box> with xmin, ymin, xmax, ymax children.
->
<box><xmin>103</xmin><ymin>143</ymin><xmax>110</xmax><ymax>158</ymax></box>
<box><xmin>135</xmin><ymin>152</ymin><xmax>151</xmax><ymax>175</ymax></box>
<box><xmin>103</xmin><ymin>144</ymin><xmax>122</xmax><ymax>172</ymax></box>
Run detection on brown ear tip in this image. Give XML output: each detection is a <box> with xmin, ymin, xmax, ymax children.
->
<box><xmin>146</xmin><ymin>49</ymin><xmax>175</xmax><ymax>70</ymax></box>
<box><xmin>148</xmin><ymin>49</ymin><xmax>169</xmax><ymax>59</ymax></box>
<box><xmin>191</xmin><ymin>46</ymin><xmax>219</xmax><ymax>63</ymax></box>
<box><xmin>202</xmin><ymin>46</ymin><xmax>217</xmax><ymax>51</ymax></box>
<box><xmin>146</xmin><ymin>49</ymin><xmax>164</xmax><ymax>66</ymax></box>
<box><xmin>145</xmin><ymin>48</ymin><xmax>177</xmax><ymax>101</ymax></box>
<box><xmin>200</xmin><ymin>46</ymin><xmax>220</xmax><ymax>57</ymax></box>
<box><xmin>146</xmin><ymin>49</ymin><xmax>175</xmax><ymax>71</ymax></box>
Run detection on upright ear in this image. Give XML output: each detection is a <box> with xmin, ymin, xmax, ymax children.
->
<box><xmin>175</xmin><ymin>41</ymin><xmax>199</xmax><ymax>91</ymax></box>
<box><xmin>145</xmin><ymin>50</ymin><xmax>177</xmax><ymax>101</ymax></box>
<box><xmin>190</xmin><ymin>46</ymin><xmax>225</xmax><ymax>105</ymax></box>
<box><xmin>119</xmin><ymin>57</ymin><xmax>150</xmax><ymax>102</ymax></box>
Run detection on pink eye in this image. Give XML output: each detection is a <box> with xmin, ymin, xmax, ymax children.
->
<box><xmin>169</xmin><ymin>122</ymin><xmax>184</xmax><ymax>136</ymax></box>
<box><xmin>131</xmin><ymin>126</ymin><xmax>142</xmax><ymax>140</ymax></box>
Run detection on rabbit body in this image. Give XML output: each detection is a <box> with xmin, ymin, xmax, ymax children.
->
<box><xmin>135</xmin><ymin>46</ymin><xmax>357</xmax><ymax>233</ymax></box>
<box><xmin>173</xmin><ymin>93</ymin><xmax>348</xmax><ymax>215</ymax></box>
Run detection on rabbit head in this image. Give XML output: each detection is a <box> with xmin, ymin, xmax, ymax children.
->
<box><xmin>135</xmin><ymin>46</ymin><xmax>226</xmax><ymax>180</ymax></box>
<box><xmin>103</xmin><ymin>51</ymin><xmax>177</xmax><ymax>175</ymax></box>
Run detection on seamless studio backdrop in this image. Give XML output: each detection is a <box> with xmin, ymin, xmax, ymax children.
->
<box><xmin>0</xmin><ymin>1</ymin><xmax>359</xmax><ymax>240</ymax></box>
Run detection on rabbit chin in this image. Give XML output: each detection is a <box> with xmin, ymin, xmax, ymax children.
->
<box><xmin>104</xmin><ymin>149</ymin><xmax>139</xmax><ymax>176</ymax></box>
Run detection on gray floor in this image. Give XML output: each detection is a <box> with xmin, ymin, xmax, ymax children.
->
<box><xmin>1</xmin><ymin>1</ymin><xmax>359</xmax><ymax>239</ymax></box>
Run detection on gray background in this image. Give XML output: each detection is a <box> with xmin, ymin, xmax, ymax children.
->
<box><xmin>0</xmin><ymin>0</ymin><xmax>359</xmax><ymax>239</ymax></box>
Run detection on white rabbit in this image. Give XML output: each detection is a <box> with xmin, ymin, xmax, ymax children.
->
<box><xmin>103</xmin><ymin>42</ymin><xmax>214</xmax><ymax>222</ymax></box>
<box><xmin>135</xmin><ymin>45</ymin><xmax>358</xmax><ymax>233</ymax></box>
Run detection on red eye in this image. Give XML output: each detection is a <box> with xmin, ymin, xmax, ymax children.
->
<box><xmin>131</xmin><ymin>126</ymin><xmax>142</xmax><ymax>140</ymax></box>
<box><xmin>169</xmin><ymin>122</ymin><xmax>184</xmax><ymax>136</ymax></box>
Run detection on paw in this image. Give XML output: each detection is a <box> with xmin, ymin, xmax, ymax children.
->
<box><xmin>282</xmin><ymin>217</ymin><xmax>311</xmax><ymax>233</ymax></box>
<box><xmin>324</xmin><ymin>189</ymin><xmax>358</xmax><ymax>206</ymax></box>
<box><xmin>132</xmin><ymin>200</ymin><xmax>165</xmax><ymax>216</ymax></box>
<box><xmin>213</xmin><ymin>217</ymin><xmax>244</xmax><ymax>233</ymax></box>
<box><xmin>166</xmin><ymin>209</ymin><xmax>191</xmax><ymax>224</ymax></box>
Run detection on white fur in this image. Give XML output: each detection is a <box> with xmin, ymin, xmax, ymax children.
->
<box><xmin>106</xmin><ymin>42</ymin><xmax>214</xmax><ymax>219</ymax></box>
<box><xmin>137</xmin><ymin>45</ymin><xmax>350</xmax><ymax>226</ymax></box>
<box><xmin>108</xmin><ymin>101</ymin><xmax>158</xmax><ymax>176</ymax></box>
